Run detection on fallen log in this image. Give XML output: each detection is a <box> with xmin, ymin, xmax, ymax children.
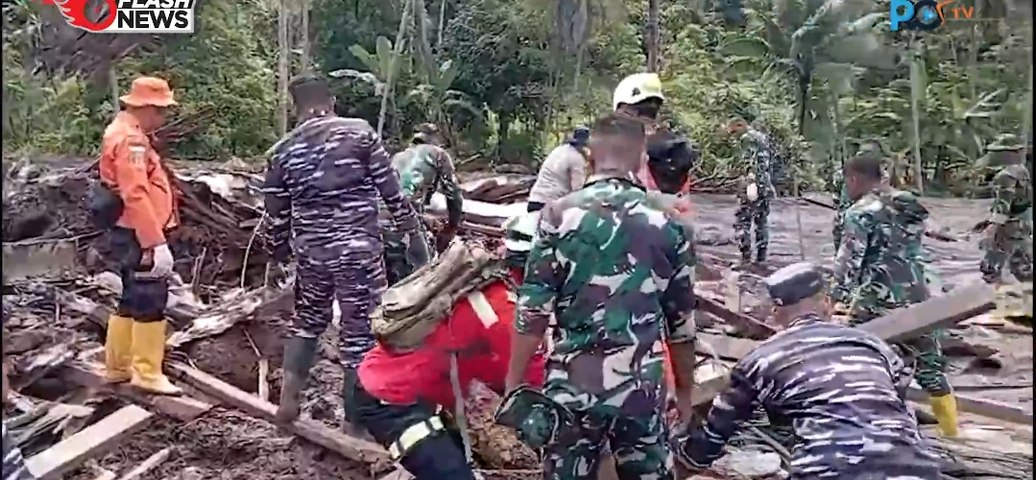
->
<box><xmin>166</xmin><ymin>362</ymin><xmax>393</xmax><ymax>472</ymax></box>
<box><xmin>24</xmin><ymin>405</ymin><xmax>153</xmax><ymax>480</ymax></box>
<box><xmin>115</xmin><ymin>447</ymin><xmax>171</xmax><ymax>480</ymax></box>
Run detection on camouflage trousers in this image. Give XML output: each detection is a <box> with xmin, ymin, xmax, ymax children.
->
<box><xmin>832</xmin><ymin>208</ymin><xmax>846</xmax><ymax>249</ymax></box>
<box><xmin>979</xmin><ymin>220</ymin><xmax>1033</xmax><ymax>284</ymax></box>
<box><xmin>382</xmin><ymin>221</ymin><xmax>433</xmax><ymax>287</ymax></box>
<box><xmin>851</xmin><ymin>315</ymin><xmax>950</xmax><ymax>396</ymax></box>
<box><xmin>543</xmin><ymin>409</ymin><xmax>674</xmax><ymax>480</ymax></box>
<box><xmin>734</xmin><ymin>198</ymin><xmax>770</xmax><ymax>262</ymax></box>
<box><xmin>291</xmin><ymin>247</ymin><xmax>387</xmax><ymax>370</ymax></box>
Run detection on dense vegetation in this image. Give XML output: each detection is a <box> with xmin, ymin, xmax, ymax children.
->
<box><xmin>2</xmin><ymin>0</ymin><xmax>1032</xmax><ymax>195</ymax></box>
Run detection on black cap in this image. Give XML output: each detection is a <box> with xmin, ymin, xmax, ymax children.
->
<box><xmin>569</xmin><ymin>126</ymin><xmax>590</xmax><ymax>147</ymax></box>
<box><xmin>765</xmin><ymin>262</ymin><xmax>825</xmax><ymax>306</ymax></box>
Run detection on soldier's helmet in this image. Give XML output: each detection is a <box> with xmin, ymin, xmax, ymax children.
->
<box><xmin>764</xmin><ymin>262</ymin><xmax>825</xmax><ymax>307</ymax></box>
<box><xmin>613</xmin><ymin>73</ymin><xmax>665</xmax><ymax>111</ymax></box>
<box><xmin>502</xmin><ymin>211</ymin><xmax>540</xmax><ymax>268</ymax></box>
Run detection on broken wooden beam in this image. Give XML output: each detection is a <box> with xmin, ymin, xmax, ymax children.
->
<box><xmin>166</xmin><ymin>362</ymin><xmax>392</xmax><ymax>471</ymax></box>
<box><xmin>697</xmin><ymin>297</ymin><xmax>777</xmax><ymax>338</ymax></box>
<box><xmin>906</xmin><ymin>387</ymin><xmax>1033</xmax><ymax>425</ymax></box>
<box><xmin>24</xmin><ymin>405</ymin><xmax>153</xmax><ymax>480</ymax></box>
<box><xmin>115</xmin><ymin>447</ymin><xmax>171</xmax><ymax>480</ymax></box>
<box><xmin>799</xmin><ymin>196</ymin><xmax>956</xmax><ymax>242</ymax></box>
<box><xmin>62</xmin><ymin>362</ymin><xmax>213</xmax><ymax>421</ymax></box>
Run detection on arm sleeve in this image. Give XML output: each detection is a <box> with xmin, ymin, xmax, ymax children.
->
<box><xmin>515</xmin><ymin>213</ymin><xmax>564</xmax><ymax>337</ymax></box>
<box><xmin>262</xmin><ymin>152</ymin><xmax>292</xmax><ymax>253</ymax></box>
<box><xmin>831</xmin><ymin>210</ymin><xmax>870</xmax><ymax>303</ymax></box>
<box><xmin>989</xmin><ymin>173</ymin><xmax>1017</xmax><ymax>225</ymax></box>
<box><xmin>113</xmin><ymin>136</ymin><xmax>165</xmax><ymax>248</ymax></box>
<box><xmin>685</xmin><ymin>361</ymin><xmax>761</xmax><ymax>468</ymax></box>
<box><xmin>363</xmin><ymin>129</ymin><xmax>419</xmax><ymax>231</ymax></box>
<box><xmin>437</xmin><ymin>149</ymin><xmax>465</xmax><ymax>228</ymax></box>
<box><xmin>662</xmin><ymin>223</ymin><xmax>698</xmax><ymax>344</ymax></box>
<box><xmin>569</xmin><ymin>148</ymin><xmax>587</xmax><ymax>192</ymax></box>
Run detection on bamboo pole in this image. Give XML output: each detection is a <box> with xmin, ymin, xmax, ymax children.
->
<box><xmin>908</xmin><ymin>36</ymin><xmax>924</xmax><ymax>194</ymax></box>
<box><xmin>378</xmin><ymin>0</ymin><xmax>412</xmax><ymax>137</ymax></box>
<box><xmin>300</xmin><ymin>0</ymin><xmax>310</xmax><ymax>72</ymax></box>
<box><xmin>277</xmin><ymin>0</ymin><xmax>290</xmax><ymax>136</ymax></box>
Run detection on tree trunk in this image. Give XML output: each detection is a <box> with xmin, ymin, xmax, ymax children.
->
<box><xmin>796</xmin><ymin>76</ymin><xmax>809</xmax><ymax>136</ymax></box>
<box><xmin>909</xmin><ymin>36</ymin><xmax>924</xmax><ymax>194</ymax></box>
<box><xmin>646</xmin><ymin>0</ymin><xmax>660</xmax><ymax>72</ymax></box>
<box><xmin>437</xmin><ymin>0</ymin><xmax>447</xmax><ymax>49</ymax></box>
<box><xmin>300</xmin><ymin>0</ymin><xmax>310</xmax><ymax>72</ymax></box>
<box><xmin>277</xmin><ymin>0</ymin><xmax>290</xmax><ymax>136</ymax></box>
<box><xmin>378</xmin><ymin>0</ymin><xmax>412</xmax><ymax>137</ymax></box>
<box><xmin>109</xmin><ymin>65</ymin><xmax>120</xmax><ymax>113</ymax></box>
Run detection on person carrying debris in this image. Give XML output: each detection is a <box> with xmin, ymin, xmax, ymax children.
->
<box><xmin>676</xmin><ymin>262</ymin><xmax>942</xmax><ymax>479</ymax></box>
<box><xmin>264</xmin><ymin>74</ymin><xmax>422</xmax><ymax>424</ymax></box>
<box><xmin>501</xmin><ymin>114</ymin><xmax>699</xmax><ymax>480</ymax></box>
<box><xmin>382</xmin><ymin>123</ymin><xmax>461</xmax><ymax>284</ymax></box>
<box><xmin>528</xmin><ymin>126</ymin><xmax>590</xmax><ymax>213</ymax></box>
<box><xmin>350</xmin><ymin>214</ymin><xmax>547</xmax><ymax>480</ymax></box>
<box><xmin>727</xmin><ymin>115</ymin><xmax>775</xmax><ymax>266</ymax></box>
<box><xmin>831</xmin><ymin>153</ymin><xmax>960</xmax><ymax>438</ymax></box>
<box><xmin>977</xmin><ymin>133</ymin><xmax>1032</xmax><ymax>285</ymax></box>
<box><xmin>97</xmin><ymin>76</ymin><xmax>182</xmax><ymax>396</ymax></box>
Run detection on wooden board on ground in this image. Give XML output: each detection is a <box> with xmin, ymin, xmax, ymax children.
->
<box><xmin>62</xmin><ymin>362</ymin><xmax>214</xmax><ymax>421</ymax></box>
<box><xmin>24</xmin><ymin>405</ymin><xmax>153</xmax><ymax>480</ymax></box>
<box><xmin>906</xmin><ymin>387</ymin><xmax>1033</xmax><ymax>425</ymax></box>
<box><xmin>167</xmin><ymin>363</ymin><xmax>393</xmax><ymax>471</ymax></box>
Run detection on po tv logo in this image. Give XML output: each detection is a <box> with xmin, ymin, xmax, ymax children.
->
<box><xmin>890</xmin><ymin>0</ymin><xmax>977</xmax><ymax>32</ymax></box>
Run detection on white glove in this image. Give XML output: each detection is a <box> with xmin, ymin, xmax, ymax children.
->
<box><xmin>149</xmin><ymin>243</ymin><xmax>174</xmax><ymax>278</ymax></box>
<box><xmin>746</xmin><ymin>183</ymin><xmax>759</xmax><ymax>201</ymax></box>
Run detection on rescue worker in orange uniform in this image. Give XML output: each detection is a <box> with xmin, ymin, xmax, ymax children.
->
<box><xmin>98</xmin><ymin>76</ymin><xmax>182</xmax><ymax>395</ymax></box>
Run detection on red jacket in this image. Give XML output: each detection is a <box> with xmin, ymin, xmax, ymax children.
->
<box><xmin>359</xmin><ymin>270</ymin><xmax>546</xmax><ymax>407</ymax></box>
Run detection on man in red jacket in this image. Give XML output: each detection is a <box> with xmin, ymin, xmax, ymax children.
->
<box><xmin>352</xmin><ymin>214</ymin><xmax>546</xmax><ymax>480</ymax></box>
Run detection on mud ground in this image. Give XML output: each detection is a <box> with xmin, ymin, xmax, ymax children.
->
<box><xmin>66</xmin><ymin>193</ymin><xmax>1031</xmax><ymax>479</ymax></box>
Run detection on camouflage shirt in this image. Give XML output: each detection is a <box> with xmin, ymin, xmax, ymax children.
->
<box><xmin>738</xmin><ymin>128</ymin><xmax>775</xmax><ymax>199</ymax></box>
<box><xmin>515</xmin><ymin>176</ymin><xmax>698</xmax><ymax>414</ymax></box>
<box><xmin>989</xmin><ymin>164</ymin><xmax>1032</xmax><ymax>225</ymax></box>
<box><xmin>263</xmin><ymin>115</ymin><xmax>419</xmax><ymax>257</ymax></box>
<box><xmin>387</xmin><ymin>144</ymin><xmax>464</xmax><ymax>226</ymax></box>
<box><xmin>830</xmin><ymin>187</ymin><xmax>931</xmax><ymax>318</ymax></box>
<box><xmin>684</xmin><ymin>313</ymin><xmax>940</xmax><ymax>478</ymax></box>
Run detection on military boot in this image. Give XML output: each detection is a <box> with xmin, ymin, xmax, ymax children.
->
<box><xmin>755</xmin><ymin>247</ymin><xmax>767</xmax><ymax>264</ymax></box>
<box><xmin>275</xmin><ymin>337</ymin><xmax>318</xmax><ymax>423</ymax></box>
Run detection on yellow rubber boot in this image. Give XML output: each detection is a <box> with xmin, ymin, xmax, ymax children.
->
<box><xmin>929</xmin><ymin>394</ymin><xmax>960</xmax><ymax>438</ymax></box>
<box><xmin>104</xmin><ymin>314</ymin><xmax>134</xmax><ymax>383</ymax></box>
<box><xmin>130</xmin><ymin>320</ymin><xmax>182</xmax><ymax>395</ymax></box>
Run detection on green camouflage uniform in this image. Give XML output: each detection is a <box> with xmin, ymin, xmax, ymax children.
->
<box><xmin>830</xmin><ymin>186</ymin><xmax>951</xmax><ymax>396</ymax></box>
<box><xmin>734</xmin><ymin>128</ymin><xmax>775</xmax><ymax>263</ymax></box>
<box><xmin>515</xmin><ymin>176</ymin><xmax>698</xmax><ymax>480</ymax></box>
<box><xmin>835</xmin><ymin>140</ymin><xmax>887</xmax><ymax>248</ymax></box>
<box><xmin>380</xmin><ymin>143</ymin><xmax>463</xmax><ymax>286</ymax></box>
<box><xmin>978</xmin><ymin>134</ymin><xmax>1033</xmax><ymax>284</ymax></box>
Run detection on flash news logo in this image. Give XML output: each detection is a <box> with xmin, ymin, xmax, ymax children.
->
<box><xmin>44</xmin><ymin>0</ymin><xmax>196</xmax><ymax>34</ymax></box>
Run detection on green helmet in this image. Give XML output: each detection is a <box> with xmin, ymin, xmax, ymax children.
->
<box><xmin>986</xmin><ymin>133</ymin><xmax>1025</xmax><ymax>152</ymax></box>
<box><xmin>978</xmin><ymin>133</ymin><xmax>1026</xmax><ymax>167</ymax></box>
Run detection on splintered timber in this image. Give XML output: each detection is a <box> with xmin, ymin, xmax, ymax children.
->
<box><xmin>110</xmin><ymin>0</ymin><xmax>196</xmax><ymax>34</ymax></box>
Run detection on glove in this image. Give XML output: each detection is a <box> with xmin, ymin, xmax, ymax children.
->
<box><xmin>746</xmin><ymin>183</ymin><xmax>759</xmax><ymax>202</ymax></box>
<box><xmin>149</xmin><ymin>243</ymin><xmax>174</xmax><ymax>278</ymax></box>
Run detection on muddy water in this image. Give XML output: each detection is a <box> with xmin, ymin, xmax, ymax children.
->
<box><xmin>687</xmin><ymin>193</ymin><xmax>992</xmax><ymax>288</ymax></box>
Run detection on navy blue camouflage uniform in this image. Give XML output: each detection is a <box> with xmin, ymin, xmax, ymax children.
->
<box><xmin>680</xmin><ymin>264</ymin><xmax>941</xmax><ymax>480</ymax></box>
<box><xmin>263</xmin><ymin>114</ymin><xmax>421</xmax><ymax>370</ymax></box>
<box><xmin>2</xmin><ymin>423</ymin><xmax>33</xmax><ymax>480</ymax></box>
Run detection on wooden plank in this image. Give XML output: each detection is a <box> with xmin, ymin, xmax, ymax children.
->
<box><xmin>24</xmin><ymin>405</ymin><xmax>153</xmax><ymax>480</ymax></box>
<box><xmin>859</xmin><ymin>282</ymin><xmax>996</xmax><ymax>343</ymax></box>
<box><xmin>906</xmin><ymin>387</ymin><xmax>1033</xmax><ymax>425</ymax></box>
<box><xmin>167</xmin><ymin>363</ymin><xmax>392</xmax><ymax>469</ymax></box>
<box><xmin>800</xmin><ymin>195</ymin><xmax>956</xmax><ymax>242</ymax></box>
<box><xmin>116</xmin><ymin>447</ymin><xmax>171</xmax><ymax>480</ymax></box>
<box><xmin>697</xmin><ymin>296</ymin><xmax>778</xmax><ymax>338</ymax></box>
<box><xmin>63</xmin><ymin>362</ymin><xmax>213</xmax><ymax>421</ymax></box>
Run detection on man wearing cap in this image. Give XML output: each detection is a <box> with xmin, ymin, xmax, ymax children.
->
<box><xmin>831</xmin><ymin>153</ymin><xmax>959</xmax><ymax>438</ymax></box>
<box><xmin>99</xmin><ymin>76</ymin><xmax>182</xmax><ymax>395</ymax></box>
<box><xmin>677</xmin><ymin>262</ymin><xmax>942</xmax><ymax>480</ymax></box>
<box><xmin>727</xmin><ymin>115</ymin><xmax>776</xmax><ymax>266</ymax></box>
<box><xmin>978</xmin><ymin>133</ymin><xmax>1032</xmax><ymax>285</ymax></box>
<box><xmin>504</xmin><ymin>114</ymin><xmax>698</xmax><ymax>480</ymax></box>
<box><xmin>265</xmin><ymin>75</ymin><xmax>422</xmax><ymax>425</ymax></box>
<box><xmin>528</xmin><ymin>126</ymin><xmax>591</xmax><ymax>213</ymax></box>
<box><xmin>382</xmin><ymin>123</ymin><xmax>462</xmax><ymax>284</ymax></box>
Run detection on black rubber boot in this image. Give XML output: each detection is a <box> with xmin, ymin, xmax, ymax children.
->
<box><xmin>755</xmin><ymin>248</ymin><xmax>767</xmax><ymax>263</ymax></box>
<box><xmin>275</xmin><ymin>337</ymin><xmax>318</xmax><ymax>423</ymax></box>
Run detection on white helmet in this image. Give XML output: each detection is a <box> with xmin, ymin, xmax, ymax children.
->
<box><xmin>503</xmin><ymin>211</ymin><xmax>540</xmax><ymax>255</ymax></box>
<box><xmin>612</xmin><ymin>73</ymin><xmax>665</xmax><ymax>111</ymax></box>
